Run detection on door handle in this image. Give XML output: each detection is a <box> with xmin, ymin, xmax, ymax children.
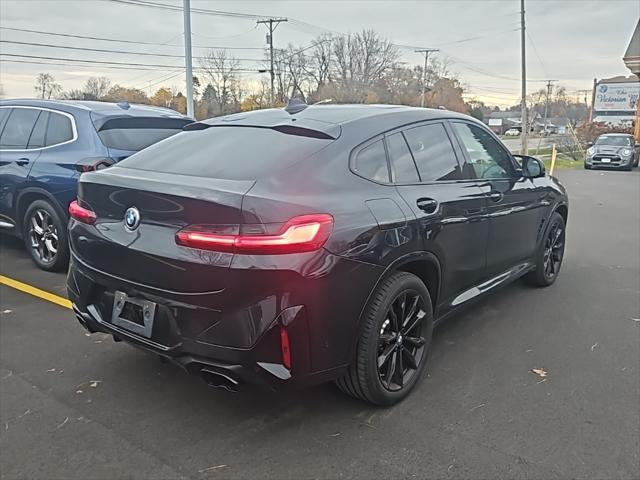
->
<box><xmin>16</xmin><ymin>158</ymin><xmax>30</xmax><ymax>166</ymax></box>
<box><xmin>416</xmin><ymin>197</ymin><xmax>438</xmax><ymax>214</ymax></box>
<box><xmin>488</xmin><ymin>191</ymin><xmax>503</xmax><ymax>202</ymax></box>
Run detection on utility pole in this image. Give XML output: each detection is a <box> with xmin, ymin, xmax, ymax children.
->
<box><xmin>542</xmin><ymin>79</ymin><xmax>557</xmax><ymax>134</ymax></box>
<box><xmin>257</xmin><ymin>17</ymin><xmax>287</xmax><ymax>106</ymax></box>
<box><xmin>520</xmin><ymin>0</ymin><xmax>528</xmax><ymax>154</ymax></box>
<box><xmin>183</xmin><ymin>0</ymin><xmax>194</xmax><ymax>118</ymax></box>
<box><xmin>415</xmin><ymin>48</ymin><xmax>439</xmax><ymax>108</ymax></box>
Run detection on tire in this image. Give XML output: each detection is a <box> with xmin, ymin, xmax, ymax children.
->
<box><xmin>524</xmin><ymin>212</ymin><xmax>566</xmax><ymax>287</ymax></box>
<box><xmin>584</xmin><ymin>163</ymin><xmax>591</xmax><ymax>170</ymax></box>
<box><xmin>22</xmin><ymin>199</ymin><xmax>69</xmax><ymax>272</ymax></box>
<box><xmin>335</xmin><ymin>272</ymin><xmax>434</xmax><ymax>406</ymax></box>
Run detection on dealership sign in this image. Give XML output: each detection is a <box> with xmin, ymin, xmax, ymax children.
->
<box><xmin>594</xmin><ymin>82</ymin><xmax>640</xmax><ymax>111</ymax></box>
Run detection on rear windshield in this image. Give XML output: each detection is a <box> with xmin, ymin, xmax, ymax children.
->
<box><xmin>118</xmin><ymin>126</ymin><xmax>334</xmax><ymax>180</ymax></box>
<box><xmin>596</xmin><ymin>136</ymin><xmax>631</xmax><ymax>146</ymax></box>
<box><xmin>94</xmin><ymin>116</ymin><xmax>192</xmax><ymax>151</ymax></box>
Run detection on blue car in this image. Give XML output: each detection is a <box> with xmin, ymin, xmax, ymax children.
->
<box><xmin>0</xmin><ymin>99</ymin><xmax>192</xmax><ymax>271</ymax></box>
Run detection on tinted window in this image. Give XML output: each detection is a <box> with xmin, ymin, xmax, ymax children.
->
<box><xmin>28</xmin><ymin>111</ymin><xmax>49</xmax><ymax>149</ymax></box>
<box><xmin>596</xmin><ymin>135</ymin><xmax>631</xmax><ymax>146</ymax></box>
<box><xmin>0</xmin><ymin>108</ymin><xmax>40</xmax><ymax>149</ymax></box>
<box><xmin>119</xmin><ymin>126</ymin><xmax>334</xmax><ymax>180</ymax></box>
<box><xmin>386</xmin><ymin>132</ymin><xmax>420</xmax><ymax>183</ymax></box>
<box><xmin>453</xmin><ymin>122</ymin><xmax>513</xmax><ymax>179</ymax></box>
<box><xmin>353</xmin><ymin>140</ymin><xmax>389</xmax><ymax>183</ymax></box>
<box><xmin>46</xmin><ymin>112</ymin><xmax>73</xmax><ymax>146</ymax></box>
<box><xmin>403</xmin><ymin>123</ymin><xmax>461</xmax><ymax>181</ymax></box>
<box><xmin>95</xmin><ymin>117</ymin><xmax>192</xmax><ymax>151</ymax></box>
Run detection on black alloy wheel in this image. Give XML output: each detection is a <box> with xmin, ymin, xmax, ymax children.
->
<box><xmin>22</xmin><ymin>199</ymin><xmax>69</xmax><ymax>272</ymax></box>
<box><xmin>377</xmin><ymin>290</ymin><xmax>427</xmax><ymax>391</ymax></box>
<box><xmin>336</xmin><ymin>272</ymin><xmax>433</xmax><ymax>405</ymax></box>
<box><xmin>525</xmin><ymin>211</ymin><xmax>565</xmax><ymax>287</ymax></box>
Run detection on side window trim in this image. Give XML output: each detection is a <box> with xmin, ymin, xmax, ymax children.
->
<box><xmin>448</xmin><ymin>119</ymin><xmax>518</xmax><ymax>179</ymax></box>
<box><xmin>0</xmin><ymin>106</ymin><xmax>78</xmax><ymax>152</ymax></box>
<box><xmin>349</xmin><ymin>134</ymin><xmax>392</xmax><ymax>185</ymax></box>
<box><xmin>0</xmin><ymin>108</ymin><xmax>13</xmax><ymax>141</ymax></box>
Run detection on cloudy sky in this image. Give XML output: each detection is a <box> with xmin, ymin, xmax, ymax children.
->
<box><xmin>1</xmin><ymin>0</ymin><xmax>638</xmax><ymax>107</ymax></box>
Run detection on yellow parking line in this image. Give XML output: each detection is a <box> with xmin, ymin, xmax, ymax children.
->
<box><xmin>0</xmin><ymin>275</ymin><xmax>72</xmax><ymax>310</ymax></box>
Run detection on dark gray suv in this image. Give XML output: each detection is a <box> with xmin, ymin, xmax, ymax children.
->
<box><xmin>585</xmin><ymin>133</ymin><xmax>639</xmax><ymax>171</ymax></box>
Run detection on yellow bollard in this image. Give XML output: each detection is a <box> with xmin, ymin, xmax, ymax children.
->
<box><xmin>549</xmin><ymin>143</ymin><xmax>557</xmax><ymax>176</ymax></box>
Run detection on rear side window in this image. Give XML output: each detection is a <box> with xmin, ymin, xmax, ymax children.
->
<box><xmin>353</xmin><ymin>139</ymin><xmax>389</xmax><ymax>183</ymax></box>
<box><xmin>386</xmin><ymin>132</ymin><xmax>420</xmax><ymax>183</ymax></box>
<box><xmin>46</xmin><ymin>111</ymin><xmax>74</xmax><ymax>146</ymax></box>
<box><xmin>119</xmin><ymin>126</ymin><xmax>335</xmax><ymax>180</ymax></box>
<box><xmin>94</xmin><ymin>116</ymin><xmax>192</xmax><ymax>151</ymax></box>
<box><xmin>0</xmin><ymin>108</ymin><xmax>40</xmax><ymax>149</ymax></box>
<box><xmin>403</xmin><ymin>123</ymin><xmax>462</xmax><ymax>181</ymax></box>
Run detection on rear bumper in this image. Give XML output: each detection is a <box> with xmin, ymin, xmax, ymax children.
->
<box><xmin>67</xmin><ymin>248</ymin><xmax>382</xmax><ymax>389</ymax></box>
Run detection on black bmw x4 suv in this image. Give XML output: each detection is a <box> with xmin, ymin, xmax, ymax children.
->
<box><xmin>68</xmin><ymin>103</ymin><xmax>568</xmax><ymax>405</ymax></box>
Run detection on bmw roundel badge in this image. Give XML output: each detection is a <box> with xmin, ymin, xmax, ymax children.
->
<box><xmin>124</xmin><ymin>207</ymin><xmax>141</xmax><ymax>231</ymax></box>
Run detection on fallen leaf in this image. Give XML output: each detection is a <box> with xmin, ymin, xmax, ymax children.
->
<box><xmin>1</xmin><ymin>309</ymin><xmax>12</xmax><ymax>314</ymax></box>
<box><xmin>531</xmin><ymin>368</ymin><xmax>548</xmax><ymax>378</ymax></box>
<box><xmin>55</xmin><ymin>417</ymin><xmax>69</xmax><ymax>430</ymax></box>
<box><xmin>632</xmin><ymin>318</ymin><xmax>640</xmax><ymax>323</ymax></box>
<box><xmin>47</xmin><ymin>368</ymin><xmax>57</xmax><ymax>373</ymax></box>
<box><xmin>198</xmin><ymin>465</ymin><xmax>227</xmax><ymax>473</ymax></box>
<box><xmin>329</xmin><ymin>432</ymin><xmax>341</xmax><ymax>437</ymax></box>
<box><xmin>89</xmin><ymin>380</ymin><xmax>102</xmax><ymax>388</ymax></box>
<box><xmin>591</xmin><ymin>343</ymin><xmax>598</xmax><ymax>351</ymax></box>
<box><xmin>76</xmin><ymin>390</ymin><xmax>83</xmax><ymax>394</ymax></box>
<box><xmin>469</xmin><ymin>403</ymin><xmax>486</xmax><ymax>412</ymax></box>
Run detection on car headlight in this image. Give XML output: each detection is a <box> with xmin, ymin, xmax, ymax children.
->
<box><xmin>586</xmin><ymin>147</ymin><xmax>595</xmax><ymax>156</ymax></box>
<box><xmin>621</xmin><ymin>148</ymin><xmax>632</xmax><ymax>157</ymax></box>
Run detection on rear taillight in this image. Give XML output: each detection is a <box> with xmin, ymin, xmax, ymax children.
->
<box><xmin>69</xmin><ymin>200</ymin><xmax>96</xmax><ymax>224</ymax></box>
<box><xmin>175</xmin><ymin>214</ymin><xmax>333</xmax><ymax>255</ymax></box>
<box><xmin>74</xmin><ymin>157</ymin><xmax>115</xmax><ymax>173</ymax></box>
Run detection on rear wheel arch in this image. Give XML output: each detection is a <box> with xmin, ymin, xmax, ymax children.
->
<box><xmin>16</xmin><ymin>188</ymin><xmax>68</xmax><ymax>234</ymax></box>
<box><xmin>355</xmin><ymin>252</ymin><xmax>442</xmax><ymax>337</ymax></box>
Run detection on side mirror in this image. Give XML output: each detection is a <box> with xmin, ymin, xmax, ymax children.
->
<box><xmin>587</xmin><ymin>141</ymin><xmax>594</xmax><ymax>147</ymax></box>
<box><xmin>635</xmin><ymin>142</ymin><xmax>640</xmax><ymax>148</ymax></box>
<box><xmin>520</xmin><ymin>156</ymin><xmax>545</xmax><ymax>178</ymax></box>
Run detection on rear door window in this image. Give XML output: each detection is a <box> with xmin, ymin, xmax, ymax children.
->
<box><xmin>27</xmin><ymin>111</ymin><xmax>49</xmax><ymax>149</ymax></box>
<box><xmin>94</xmin><ymin>116</ymin><xmax>192</xmax><ymax>151</ymax></box>
<box><xmin>0</xmin><ymin>108</ymin><xmax>41</xmax><ymax>149</ymax></box>
<box><xmin>353</xmin><ymin>139</ymin><xmax>389</xmax><ymax>183</ymax></box>
<box><xmin>403</xmin><ymin>123</ymin><xmax>462</xmax><ymax>181</ymax></box>
<box><xmin>386</xmin><ymin>132</ymin><xmax>420</xmax><ymax>183</ymax></box>
<box><xmin>119</xmin><ymin>125</ymin><xmax>335</xmax><ymax>180</ymax></box>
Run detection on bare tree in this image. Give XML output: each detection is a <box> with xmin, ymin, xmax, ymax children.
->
<box><xmin>306</xmin><ymin>35</ymin><xmax>334</xmax><ymax>95</ymax></box>
<box><xmin>83</xmin><ymin>77</ymin><xmax>111</xmax><ymax>100</ymax></box>
<box><xmin>332</xmin><ymin>30</ymin><xmax>400</xmax><ymax>102</ymax></box>
<box><xmin>34</xmin><ymin>73</ymin><xmax>62</xmax><ymax>99</ymax></box>
<box><xmin>200</xmin><ymin>50</ymin><xmax>240</xmax><ymax>115</ymax></box>
<box><xmin>273</xmin><ymin>44</ymin><xmax>311</xmax><ymax>103</ymax></box>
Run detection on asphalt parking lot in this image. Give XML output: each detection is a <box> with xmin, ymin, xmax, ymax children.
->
<box><xmin>1</xmin><ymin>168</ymin><xmax>638</xmax><ymax>480</ymax></box>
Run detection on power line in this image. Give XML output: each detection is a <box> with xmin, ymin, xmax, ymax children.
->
<box><xmin>0</xmin><ymin>53</ymin><xmax>262</xmax><ymax>72</ymax></box>
<box><xmin>0</xmin><ymin>26</ymin><xmax>265</xmax><ymax>50</ymax></box>
<box><xmin>103</xmin><ymin>0</ymin><xmax>267</xmax><ymax>19</ymax></box>
<box><xmin>0</xmin><ymin>40</ymin><xmax>266</xmax><ymax>62</ymax></box>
